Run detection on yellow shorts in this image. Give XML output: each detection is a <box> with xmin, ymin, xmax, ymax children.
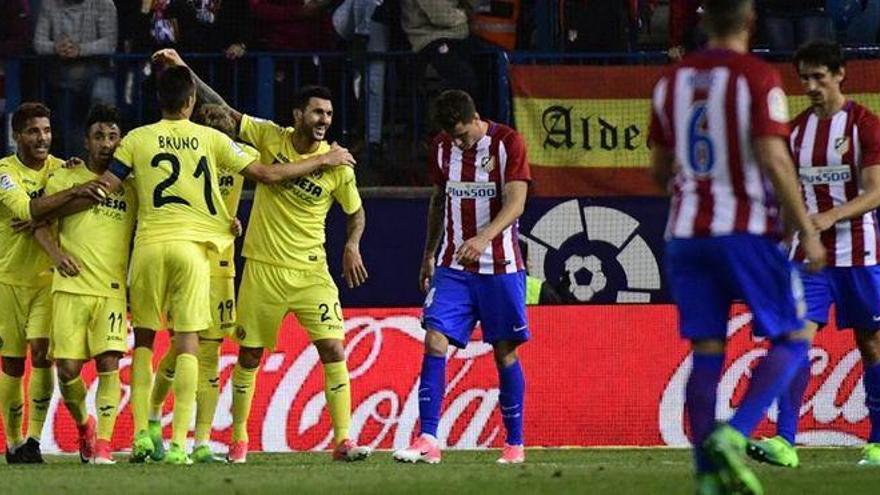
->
<box><xmin>50</xmin><ymin>292</ymin><xmax>128</xmax><ymax>360</ymax></box>
<box><xmin>130</xmin><ymin>241</ymin><xmax>211</xmax><ymax>333</ymax></box>
<box><xmin>0</xmin><ymin>282</ymin><xmax>51</xmax><ymax>357</ymax></box>
<box><xmin>202</xmin><ymin>275</ymin><xmax>236</xmax><ymax>341</ymax></box>
<box><xmin>236</xmin><ymin>260</ymin><xmax>344</xmax><ymax>350</ymax></box>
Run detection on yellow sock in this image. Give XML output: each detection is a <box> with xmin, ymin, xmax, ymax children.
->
<box><xmin>149</xmin><ymin>349</ymin><xmax>177</xmax><ymax>421</ymax></box>
<box><xmin>171</xmin><ymin>353</ymin><xmax>198</xmax><ymax>446</ymax></box>
<box><xmin>130</xmin><ymin>347</ymin><xmax>154</xmax><ymax>433</ymax></box>
<box><xmin>96</xmin><ymin>370</ymin><xmax>120</xmax><ymax>442</ymax></box>
<box><xmin>231</xmin><ymin>363</ymin><xmax>257</xmax><ymax>443</ymax></box>
<box><xmin>59</xmin><ymin>376</ymin><xmax>88</xmax><ymax>425</ymax></box>
<box><xmin>323</xmin><ymin>361</ymin><xmax>351</xmax><ymax>445</ymax></box>
<box><xmin>27</xmin><ymin>366</ymin><xmax>54</xmax><ymax>440</ymax></box>
<box><xmin>0</xmin><ymin>372</ymin><xmax>24</xmax><ymax>447</ymax></box>
<box><xmin>195</xmin><ymin>340</ymin><xmax>221</xmax><ymax>444</ymax></box>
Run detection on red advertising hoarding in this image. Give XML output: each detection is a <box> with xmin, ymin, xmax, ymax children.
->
<box><xmin>2</xmin><ymin>305</ymin><xmax>870</xmax><ymax>453</ymax></box>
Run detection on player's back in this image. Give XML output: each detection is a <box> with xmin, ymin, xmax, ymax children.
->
<box><xmin>651</xmin><ymin>49</ymin><xmax>791</xmax><ymax>240</ymax></box>
<box><xmin>114</xmin><ymin>119</ymin><xmax>251</xmax><ymax>251</ymax></box>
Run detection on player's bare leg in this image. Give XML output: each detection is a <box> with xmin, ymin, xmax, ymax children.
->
<box><xmin>93</xmin><ymin>352</ymin><xmax>122</xmax><ymax>464</ymax></box>
<box><xmin>493</xmin><ymin>340</ymin><xmax>525</xmax><ymax>464</ymax></box>
<box><xmin>228</xmin><ymin>345</ymin><xmax>262</xmax><ymax>464</ymax></box>
<box><xmin>24</xmin><ymin>338</ymin><xmax>53</xmax><ymax>463</ymax></box>
<box><xmin>130</xmin><ymin>328</ymin><xmax>157</xmax><ymax>462</ymax></box>
<box><xmin>57</xmin><ymin>358</ymin><xmax>95</xmax><ymax>463</ymax></box>
<box><xmin>856</xmin><ymin>329</ymin><xmax>880</xmax><ymax>465</ymax></box>
<box><xmin>0</xmin><ymin>356</ymin><xmax>27</xmax><ymax>463</ymax></box>
<box><xmin>314</xmin><ymin>338</ymin><xmax>371</xmax><ymax>462</ymax></box>
<box><xmin>393</xmin><ymin>329</ymin><xmax>446</xmax><ymax>464</ymax></box>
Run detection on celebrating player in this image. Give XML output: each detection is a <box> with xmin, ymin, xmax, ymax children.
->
<box><xmin>747</xmin><ymin>40</ymin><xmax>880</xmax><ymax>468</ymax></box>
<box><xmin>649</xmin><ymin>1</ymin><xmax>826</xmax><ymax>493</ymax></box>
<box><xmin>392</xmin><ymin>90</ymin><xmax>531</xmax><ymax>465</ymax></box>
<box><xmin>146</xmin><ymin>104</ymin><xmax>256</xmax><ymax>463</ymax></box>
<box><xmin>151</xmin><ymin>48</ymin><xmax>371</xmax><ymax>464</ymax></box>
<box><xmin>0</xmin><ymin>103</ymin><xmax>106</xmax><ymax>464</ymax></box>
<box><xmin>87</xmin><ymin>66</ymin><xmax>355</xmax><ymax>465</ymax></box>
<box><xmin>36</xmin><ymin>105</ymin><xmax>135</xmax><ymax>465</ymax></box>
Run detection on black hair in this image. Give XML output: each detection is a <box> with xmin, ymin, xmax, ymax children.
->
<box><xmin>11</xmin><ymin>102</ymin><xmax>50</xmax><ymax>133</ymax></box>
<box><xmin>794</xmin><ymin>39</ymin><xmax>845</xmax><ymax>74</ymax></box>
<box><xmin>292</xmin><ymin>85</ymin><xmax>333</xmax><ymax>111</ymax></box>
<box><xmin>432</xmin><ymin>90</ymin><xmax>477</xmax><ymax>132</ymax></box>
<box><xmin>157</xmin><ymin>66</ymin><xmax>196</xmax><ymax>113</ymax></box>
<box><xmin>85</xmin><ymin>104</ymin><xmax>121</xmax><ymax>135</ymax></box>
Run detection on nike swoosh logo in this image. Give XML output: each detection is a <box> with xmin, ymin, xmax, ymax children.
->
<box><xmin>512</xmin><ymin>325</ymin><xmax>528</xmax><ymax>333</ymax></box>
<box><xmin>98</xmin><ymin>405</ymin><xmax>115</xmax><ymax>412</ymax></box>
<box><xmin>330</xmin><ymin>384</ymin><xmax>346</xmax><ymax>392</ymax></box>
<box><xmin>500</xmin><ymin>404</ymin><xmax>519</xmax><ymax>411</ymax></box>
<box><xmin>873</xmin><ymin>315</ymin><xmax>880</xmax><ymax>322</ymax></box>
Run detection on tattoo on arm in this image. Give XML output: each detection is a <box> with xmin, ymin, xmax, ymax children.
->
<box><xmin>190</xmin><ymin>69</ymin><xmax>242</xmax><ymax>123</ymax></box>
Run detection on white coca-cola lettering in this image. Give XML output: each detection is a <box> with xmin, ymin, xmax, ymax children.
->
<box><xmin>660</xmin><ymin>311</ymin><xmax>870</xmax><ymax>447</ymax></box>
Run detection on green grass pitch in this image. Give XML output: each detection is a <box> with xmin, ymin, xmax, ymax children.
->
<box><xmin>3</xmin><ymin>449</ymin><xmax>876</xmax><ymax>494</ymax></box>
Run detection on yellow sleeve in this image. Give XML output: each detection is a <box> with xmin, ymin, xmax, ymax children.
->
<box><xmin>214</xmin><ymin>131</ymin><xmax>256</xmax><ymax>174</ymax></box>
<box><xmin>113</xmin><ymin>133</ymin><xmax>136</xmax><ymax>168</ymax></box>
<box><xmin>0</xmin><ymin>170</ymin><xmax>33</xmax><ymax>220</ymax></box>
<box><xmin>239</xmin><ymin>114</ymin><xmax>278</xmax><ymax>150</ymax></box>
<box><xmin>331</xmin><ymin>166</ymin><xmax>362</xmax><ymax>215</ymax></box>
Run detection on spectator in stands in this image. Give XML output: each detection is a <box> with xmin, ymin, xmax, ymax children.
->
<box><xmin>756</xmin><ymin>0</ymin><xmax>833</xmax><ymax>51</ymax></box>
<box><xmin>562</xmin><ymin>0</ymin><xmax>631</xmax><ymax>52</ymax></box>
<box><xmin>250</xmin><ymin>0</ymin><xmax>336</xmax><ymax>52</ymax></box>
<box><xmin>333</xmin><ymin>0</ymin><xmax>390</xmax><ymax>160</ymax></box>
<box><xmin>33</xmin><ymin>0</ymin><xmax>117</xmax><ymax>156</ymax></box>
<box><xmin>831</xmin><ymin>0</ymin><xmax>880</xmax><ymax>45</ymax></box>
<box><xmin>401</xmin><ymin>0</ymin><xmax>478</xmax><ymax>96</ymax></box>
<box><xmin>1</xmin><ymin>0</ymin><xmax>32</xmax><ymax>144</ymax></box>
<box><xmin>668</xmin><ymin>0</ymin><xmax>704</xmax><ymax>60</ymax></box>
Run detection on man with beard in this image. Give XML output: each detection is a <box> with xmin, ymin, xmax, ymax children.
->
<box><xmin>37</xmin><ymin>104</ymin><xmax>135</xmax><ymax>465</ymax></box>
<box><xmin>151</xmin><ymin>48</ymin><xmax>371</xmax><ymax>464</ymax></box>
<box><xmin>0</xmin><ymin>102</ymin><xmax>106</xmax><ymax>464</ymax></box>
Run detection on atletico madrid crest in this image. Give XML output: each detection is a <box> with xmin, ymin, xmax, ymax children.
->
<box><xmin>479</xmin><ymin>155</ymin><xmax>495</xmax><ymax>173</ymax></box>
<box><xmin>834</xmin><ymin>136</ymin><xmax>850</xmax><ymax>156</ymax></box>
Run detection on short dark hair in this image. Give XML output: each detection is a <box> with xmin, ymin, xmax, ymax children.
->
<box><xmin>157</xmin><ymin>66</ymin><xmax>196</xmax><ymax>113</ymax></box>
<box><xmin>794</xmin><ymin>39</ymin><xmax>845</xmax><ymax>74</ymax></box>
<box><xmin>196</xmin><ymin>104</ymin><xmax>236</xmax><ymax>138</ymax></box>
<box><xmin>292</xmin><ymin>85</ymin><xmax>333</xmax><ymax>111</ymax></box>
<box><xmin>432</xmin><ymin>90</ymin><xmax>477</xmax><ymax>132</ymax></box>
<box><xmin>703</xmin><ymin>0</ymin><xmax>753</xmax><ymax>38</ymax></box>
<box><xmin>11</xmin><ymin>102</ymin><xmax>51</xmax><ymax>133</ymax></box>
<box><xmin>85</xmin><ymin>104</ymin><xmax>121</xmax><ymax>135</ymax></box>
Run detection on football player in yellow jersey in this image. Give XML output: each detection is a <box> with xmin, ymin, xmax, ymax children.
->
<box><xmin>0</xmin><ymin>103</ymin><xmax>107</xmax><ymax>464</ymax></box>
<box><xmin>89</xmin><ymin>66</ymin><xmax>355</xmax><ymax>465</ymax></box>
<box><xmin>152</xmin><ymin>49</ymin><xmax>371</xmax><ymax>463</ymax></box>
<box><xmin>147</xmin><ymin>104</ymin><xmax>256</xmax><ymax>463</ymax></box>
<box><xmin>35</xmin><ymin>105</ymin><xmax>134</xmax><ymax>465</ymax></box>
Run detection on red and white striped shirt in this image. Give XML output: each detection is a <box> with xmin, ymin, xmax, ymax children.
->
<box><xmin>790</xmin><ymin>101</ymin><xmax>880</xmax><ymax>267</ymax></box>
<box><xmin>429</xmin><ymin>121</ymin><xmax>531</xmax><ymax>274</ymax></box>
<box><xmin>649</xmin><ymin>49</ymin><xmax>790</xmax><ymax>239</ymax></box>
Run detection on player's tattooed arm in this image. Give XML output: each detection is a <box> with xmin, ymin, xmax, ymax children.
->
<box><xmin>456</xmin><ymin>181</ymin><xmax>528</xmax><ymax>266</ymax></box>
<box><xmin>240</xmin><ymin>144</ymin><xmax>355</xmax><ymax>184</ymax></box>
<box><xmin>151</xmin><ymin>48</ymin><xmax>243</xmax><ymax>124</ymax></box>
<box><xmin>342</xmin><ymin>207</ymin><xmax>368</xmax><ymax>289</ymax></box>
<box><xmin>420</xmin><ymin>185</ymin><xmax>445</xmax><ymax>292</ymax></box>
<box><xmin>33</xmin><ymin>223</ymin><xmax>80</xmax><ymax>277</ymax></box>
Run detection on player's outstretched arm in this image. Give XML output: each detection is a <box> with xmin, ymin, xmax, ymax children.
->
<box><xmin>650</xmin><ymin>145</ymin><xmax>676</xmax><ymax>192</ymax></box>
<box><xmin>152</xmin><ymin>48</ymin><xmax>243</xmax><ymax>125</ymax></box>
<box><xmin>420</xmin><ymin>185</ymin><xmax>445</xmax><ymax>292</ymax></box>
<box><xmin>33</xmin><ymin>223</ymin><xmax>80</xmax><ymax>277</ymax></box>
<box><xmin>455</xmin><ymin>181</ymin><xmax>528</xmax><ymax>265</ymax></box>
<box><xmin>342</xmin><ymin>207</ymin><xmax>368</xmax><ymax>289</ymax></box>
<box><xmin>29</xmin><ymin>181</ymin><xmax>107</xmax><ymax>222</ymax></box>
<box><xmin>810</xmin><ymin>166</ymin><xmax>880</xmax><ymax>232</ymax></box>
<box><xmin>239</xmin><ymin>144</ymin><xmax>356</xmax><ymax>184</ymax></box>
<box><xmin>754</xmin><ymin>136</ymin><xmax>826</xmax><ymax>272</ymax></box>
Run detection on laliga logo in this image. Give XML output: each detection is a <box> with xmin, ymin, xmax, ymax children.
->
<box><xmin>659</xmin><ymin>313</ymin><xmax>870</xmax><ymax>447</ymax></box>
<box><xmin>521</xmin><ymin>200</ymin><xmax>660</xmax><ymax>302</ymax></box>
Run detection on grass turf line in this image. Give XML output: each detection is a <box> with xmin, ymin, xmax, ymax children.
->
<box><xmin>2</xmin><ymin>449</ymin><xmax>875</xmax><ymax>494</ymax></box>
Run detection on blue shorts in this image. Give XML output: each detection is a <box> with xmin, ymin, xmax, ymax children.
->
<box><xmin>422</xmin><ymin>267</ymin><xmax>529</xmax><ymax>349</ymax></box>
<box><xmin>798</xmin><ymin>264</ymin><xmax>880</xmax><ymax>331</ymax></box>
<box><xmin>665</xmin><ymin>234</ymin><xmax>805</xmax><ymax>341</ymax></box>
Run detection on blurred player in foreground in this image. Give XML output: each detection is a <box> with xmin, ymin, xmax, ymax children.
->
<box><xmin>748</xmin><ymin>40</ymin><xmax>880</xmax><ymax>468</ymax></box>
<box><xmin>649</xmin><ymin>0</ymin><xmax>826</xmax><ymax>493</ymax></box>
<box><xmin>393</xmin><ymin>90</ymin><xmax>531</xmax><ymax>465</ymax></box>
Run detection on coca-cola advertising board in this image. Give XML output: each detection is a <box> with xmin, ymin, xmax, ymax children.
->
<box><xmin>2</xmin><ymin>305</ymin><xmax>870</xmax><ymax>453</ymax></box>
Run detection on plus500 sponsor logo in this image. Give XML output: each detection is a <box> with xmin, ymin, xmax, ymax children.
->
<box><xmin>799</xmin><ymin>166</ymin><xmax>852</xmax><ymax>186</ymax></box>
<box><xmin>446</xmin><ymin>181</ymin><xmax>498</xmax><ymax>199</ymax></box>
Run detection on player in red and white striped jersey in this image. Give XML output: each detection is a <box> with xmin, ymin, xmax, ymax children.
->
<box><xmin>394</xmin><ymin>90</ymin><xmax>530</xmax><ymax>466</ymax></box>
<box><xmin>749</xmin><ymin>40</ymin><xmax>880</xmax><ymax>469</ymax></box>
<box><xmin>649</xmin><ymin>1</ymin><xmax>825</xmax><ymax>493</ymax></box>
